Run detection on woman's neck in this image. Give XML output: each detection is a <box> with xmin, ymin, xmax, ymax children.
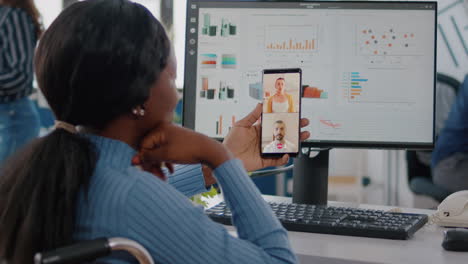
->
<box><xmin>80</xmin><ymin>118</ymin><xmax>144</xmax><ymax>150</ymax></box>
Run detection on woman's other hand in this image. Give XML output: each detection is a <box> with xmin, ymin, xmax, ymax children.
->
<box><xmin>223</xmin><ymin>103</ymin><xmax>310</xmax><ymax>172</ymax></box>
<box><xmin>137</xmin><ymin>123</ymin><xmax>233</xmax><ymax>171</ymax></box>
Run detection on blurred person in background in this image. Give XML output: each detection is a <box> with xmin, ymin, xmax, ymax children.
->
<box><xmin>0</xmin><ymin>0</ymin><xmax>43</xmax><ymax>164</ymax></box>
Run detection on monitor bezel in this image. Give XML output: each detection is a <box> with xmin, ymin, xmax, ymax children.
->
<box><xmin>183</xmin><ymin>0</ymin><xmax>437</xmax><ymax>150</ymax></box>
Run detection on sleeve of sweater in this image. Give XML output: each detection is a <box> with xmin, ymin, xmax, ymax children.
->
<box><xmin>0</xmin><ymin>9</ymin><xmax>34</xmax><ymax>89</ymax></box>
<box><xmin>124</xmin><ymin>159</ymin><xmax>297</xmax><ymax>264</ymax></box>
<box><xmin>167</xmin><ymin>164</ymin><xmax>208</xmax><ymax>197</ymax></box>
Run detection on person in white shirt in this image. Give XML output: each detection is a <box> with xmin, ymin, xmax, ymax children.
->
<box><xmin>263</xmin><ymin>120</ymin><xmax>297</xmax><ymax>153</ymax></box>
<box><xmin>265</xmin><ymin>78</ymin><xmax>295</xmax><ymax>113</ymax></box>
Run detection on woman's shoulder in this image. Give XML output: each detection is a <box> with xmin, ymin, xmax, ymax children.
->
<box><xmin>94</xmin><ymin>160</ymin><xmax>162</xmax><ymax>185</ymax></box>
<box><xmin>90</xmin><ymin>163</ymin><xmax>169</xmax><ymax>205</ymax></box>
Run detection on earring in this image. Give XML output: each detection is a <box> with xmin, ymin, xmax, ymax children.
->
<box><xmin>132</xmin><ymin>106</ymin><xmax>145</xmax><ymax>117</ymax></box>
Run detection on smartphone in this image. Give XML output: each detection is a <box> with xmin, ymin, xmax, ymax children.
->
<box><xmin>261</xmin><ymin>68</ymin><xmax>302</xmax><ymax>157</ymax></box>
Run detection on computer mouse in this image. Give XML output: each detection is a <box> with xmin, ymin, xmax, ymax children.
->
<box><xmin>442</xmin><ymin>228</ymin><xmax>468</xmax><ymax>251</ymax></box>
<box><xmin>434</xmin><ymin>190</ymin><xmax>468</xmax><ymax>228</ymax></box>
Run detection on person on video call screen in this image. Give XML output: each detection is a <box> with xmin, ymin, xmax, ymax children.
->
<box><xmin>263</xmin><ymin>120</ymin><xmax>296</xmax><ymax>153</ymax></box>
<box><xmin>265</xmin><ymin>77</ymin><xmax>295</xmax><ymax>113</ymax></box>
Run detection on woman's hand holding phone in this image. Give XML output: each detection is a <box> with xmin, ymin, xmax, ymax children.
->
<box><xmin>224</xmin><ymin>103</ymin><xmax>310</xmax><ymax>172</ymax></box>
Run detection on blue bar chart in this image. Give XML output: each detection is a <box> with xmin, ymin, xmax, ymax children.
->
<box><xmin>342</xmin><ymin>72</ymin><xmax>368</xmax><ymax>101</ymax></box>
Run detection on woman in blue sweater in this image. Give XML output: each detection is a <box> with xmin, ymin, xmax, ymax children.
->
<box><xmin>0</xmin><ymin>1</ymin><xmax>309</xmax><ymax>263</ymax></box>
<box><xmin>0</xmin><ymin>0</ymin><xmax>43</xmax><ymax>163</ymax></box>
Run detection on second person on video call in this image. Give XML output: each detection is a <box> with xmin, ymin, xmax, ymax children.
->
<box><xmin>265</xmin><ymin>77</ymin><xmax>295</xmax><ymax>113</ymax></box>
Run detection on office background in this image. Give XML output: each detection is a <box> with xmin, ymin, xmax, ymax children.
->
<box><xmin>31</xmin><ymin>0</ymin><xmax>468</xmax><ymax>208</ymax></box>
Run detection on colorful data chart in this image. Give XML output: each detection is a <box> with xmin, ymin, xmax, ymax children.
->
<box><xmin>199</xmin><ymin>77</ymin><xmax>235</xmax><ymax>101</ymax></box>
<box><xmin>342</xmin><ymin>72</ymin><xmax>368</xmax><ymax>100</ymax></box>
<box><xmin>201</xmin><ymin>53</ymin><xmax>217</xmax><ymax>68</ymax></box>
<box><xmin>215</xmin><ymin>115</ymin><xmax>237</xmax><ymax>136</ymax></box>
<box><xmin>265</xmin><ymin>25</ymin><xmax>319</xmax><ymax>52</ymax></box>
<box><xmin>266</xmin><ymin>39</ymin><xmax>316</xmax><ymax>51</ymax></box>
<box><xmin>201</xmin><ymin>13</ymin><xmax>237</xmax><ymax>37</ymax></box>
<box><xmin>249</xmin><ymin>82</ymin><xmax>262</xmax><ymax>100</ymax></box>
<box><xmin>221</xmin><ymin>54</ymin><xmax>237</xmax><ymax>68</ymax></box>
<box><xmin>358</xmin><ymin>27</ymin><xmax>421</xmax><ymax>56</ymax></box>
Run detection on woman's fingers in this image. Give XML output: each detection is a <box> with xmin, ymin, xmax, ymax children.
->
<box><xmin>140</xmin><ymin>127</ymin><xmax>167</xmax><ymax>150</ymax></box>
<box><xmin>300</xmin><ymin>118</ymin><xmax>309</xmax><ymax>128</ymax></box>
<box><xmin>300</xmin><ymin>131</ymin><xmax>310</xmax><ymax>141</ymax></box>
<box><xmin>236</xmin><ymin>103</ymin><xmax>263</xmax><ymax>127</ymax></box>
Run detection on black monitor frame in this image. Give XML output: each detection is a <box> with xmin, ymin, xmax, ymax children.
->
<box><xmin>183</xmin><ymin>0</ymin><xmax>437</xmax><ymax>205</ymax></box>
<box><xmin>183</xmin><ymin>0</ymin><xmax>437</xmax><ymax>151</ymax></box>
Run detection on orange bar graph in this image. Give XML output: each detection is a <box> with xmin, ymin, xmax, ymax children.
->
<box><xmin>266</xmin><ymin>39</ymin><xmax>316</xmax><ymax>51</ymax></box>
<box><xmin>351</xmin><ymin>89</ymin><xmax>362</xmax><ymax>92</ymax></box>
<box><xmin>351</xmin><ymin>93</ymin><xmax>361</xmax><ymax>96</ymax></box>
<box><xmin>219</xmin><ymin>115</ymin><xmax>223</xmax><ymax>135</ymax></box>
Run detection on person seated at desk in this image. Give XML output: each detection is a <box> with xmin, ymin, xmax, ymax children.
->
<box><xmin>432</xmin><ymin>75</ymin><xmax>468</xmax><ymax>193</ymax></box>
<box><xmin>0</xmin><ymin>1</ymin><xmax>310</xmax><ymax>263</ymax></box>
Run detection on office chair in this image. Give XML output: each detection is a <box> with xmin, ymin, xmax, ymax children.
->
<box><xmin>406</xmin><ymin>73</ymin><xmax>461</xmax><ymax>202</ymax></box>
<box><xmin>34</xmin><ymin>237</ymin><xmax>153</xmax><ymax>264</ymax></box>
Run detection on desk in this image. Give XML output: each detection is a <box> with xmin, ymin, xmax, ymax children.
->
<box><xmin>214</xmin><ymin>195</ymin><xmax>466</xmax><ymax>264</ymax></box>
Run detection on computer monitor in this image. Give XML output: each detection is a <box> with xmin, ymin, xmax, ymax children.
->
<box><xmin>183</xmin><ymin>0</ymin><xmax>437</xmax><ymax>204</ymax></box>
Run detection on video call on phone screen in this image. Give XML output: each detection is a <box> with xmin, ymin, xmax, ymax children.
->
<box><xmin>261</xmin><ymin>72</ymin><xmax>301</xmax><ymax>154</ymax></box>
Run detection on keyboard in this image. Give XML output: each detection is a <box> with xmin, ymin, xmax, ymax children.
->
<box><xmin>205</xmin><ymin>201</ymin><xmax>428</xmax><ymax>240</ymax></box>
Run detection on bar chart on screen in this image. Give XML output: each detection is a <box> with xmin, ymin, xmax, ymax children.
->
<box><xmin>340</xmin><ymin>71</ymin><xmax>415</xmax><ymax>105</ymax></box>
<box><xmin>255</xmin><ymin>25</ymin><xmax>320</xmax><ymax>64</ymax></box>
<box><xmin>265</xmin><ymin>25</ymin><xmax>319</xmax><ymax>52</ymax></box>
<box><xmin>214</xmin><ymin>115</ymin><xmax>237</xmax><ymax>136</ymax></box>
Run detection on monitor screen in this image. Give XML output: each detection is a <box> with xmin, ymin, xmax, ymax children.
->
<box><xmin>183</xmin><ymin>0</ymin><xmax>437</xmax><ymax>149</ymax></box>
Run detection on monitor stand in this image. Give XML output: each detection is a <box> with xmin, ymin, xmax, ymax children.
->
<box><xmin>292</xmin><ymin>149</ymin><xmax>330</xmax><ymax>205</ymax></box>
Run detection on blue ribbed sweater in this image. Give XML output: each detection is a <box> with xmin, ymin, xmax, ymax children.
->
<box><xmin>74</xmin><ymin>135</ymin><xmax>297</xmax><ymax>264</ymax></box>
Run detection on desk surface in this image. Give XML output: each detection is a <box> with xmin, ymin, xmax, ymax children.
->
<box><xmin>213</xmin><ymin>195</ymin><xmax>467</xmax><ymax>264</ymax></box>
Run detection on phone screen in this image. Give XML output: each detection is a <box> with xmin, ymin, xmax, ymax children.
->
<box><xmin>261</xmin><ymin>68</ymin><xmax>302</xmax><ymax>157</ymax></box>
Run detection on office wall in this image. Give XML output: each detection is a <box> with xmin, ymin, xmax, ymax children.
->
<box><xmin>34</xmin><ymin>0</ymin><xmax>62</xmax><ymax>28</ymax></box>
<box><xmin>437</xmin><ymin>0</ymin><xmax>468</xmax><ymax>81</ymax></box>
